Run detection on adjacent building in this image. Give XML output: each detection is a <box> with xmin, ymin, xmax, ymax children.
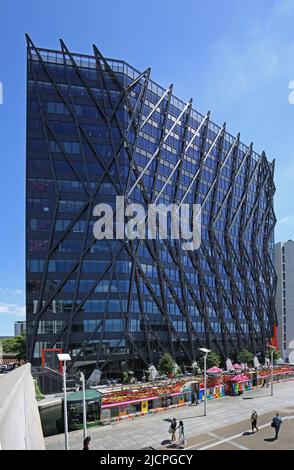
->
<box><xmin>275</xmin><ymin>241</ymin><xmax>294</xmax><ymax>361</ymax></box>
<box><xmin>26</xmin><ymin>35</ymin><xmax>277</xmax><ymax>378</ymax></box>
<box><xmin>14</xmin><ymin>321</ymin><xmax>26</xmax><ymax>337</ymax></box>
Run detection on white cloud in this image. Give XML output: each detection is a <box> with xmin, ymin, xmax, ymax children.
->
<box><xmin>208</xmin><ymin>0</ymin><xmax>294</xmax><ymax>103</ymax></box>
<box><xmin>0</xmin><ymin>303</ymin><xmax>25</xmax><ymax>317</ymax></box>
<box><xmin>278</xmin><ymin>215</ymin><xmax>294</xmax><ymax>225</ymax></box>
<box><xmin>0</xmin><ymin>288</ymin><xmax>23</xmax><ymax>295</ymax></box>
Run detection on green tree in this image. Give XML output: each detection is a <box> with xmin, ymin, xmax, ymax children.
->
<box><xmin>121</xmin><ymin>371</ymin><xmax>129</xmax><ymax>384</ymax></box>
<box><xmin>267</xmin><ymin>348</ymin><xmax>282</xmax><ymax>361</ymax></box>
<box><xmin>2</xmin><ymin>332</ymin><xmax>27</xmax><ymax>361</ymax></box>
<box><xmin>34</xmin><ymin>379</ymin><xmax>45</xmax><ymax>401</ymax></box>
<box><xmin>158</xmin><ymin>353</ymin><xmax>176</xmax><ymax>376</ymax></box>
<box><xmin>200</xmin><ymin>351</ymin><xmax>221</xmax><ymax>369</ymax></box>
<box><xmin>237</xmin><ymin>349</ymin><xmax>254</xmax><ymax>365</ymax></box>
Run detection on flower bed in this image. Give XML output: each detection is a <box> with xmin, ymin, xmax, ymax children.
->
<box><xmin>96</xmin><ymin>365</ymin><xmax>294</xmax><ymax>424</ymax></box>
<box><xmin>101</xmin><ymin>379</ymin><xmax>188</xmax><ymax>406</ymax></box>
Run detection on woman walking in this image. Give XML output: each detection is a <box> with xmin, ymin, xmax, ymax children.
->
<box><xmin>178</xmin><ymin>420</ymin><xmax>185</xmax><ymax>445</ymax></box>
<box><xmin>251</xmin><ymin>410</ymin><xmax>258</xmax><ymax>433</ymax></box>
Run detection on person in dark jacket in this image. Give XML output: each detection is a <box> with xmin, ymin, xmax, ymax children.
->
<box><xmin>251</xmin><ymin>410</ymin><xmax>258</xmax><ymax>432</ymax></box>
<box><xmin>170</xmin><ymin>418</ymin><xmax>177</xmax><ymax>442</ymax></box>
<box><xmin>83</xmin><ymin>436</ymin><xmax>91</xmax><ymax>450</ymax></box>
<box><xmin>272</xmin><ymin>413</ymin><xmax>282</xmax><ymax>440</ymax></box>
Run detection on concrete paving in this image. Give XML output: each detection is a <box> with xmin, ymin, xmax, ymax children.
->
<box><xmin>163</xmin><ymin>409</ymin><xmax>294</xmax><ymax>450</ymax></box>
<box><xmin>45</xmin><ymin>380</ymin><xmax>294</xmax><ymax>450</ymax></box>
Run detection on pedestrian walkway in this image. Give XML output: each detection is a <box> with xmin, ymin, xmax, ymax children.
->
<box><xmin>161</xmin><ymin>409</ymin><xmax>294</xmax><ymax>450</ymax></box>
<box><xmin>45</xmin><ymin>380</ymin><xmax>294</xmax><ymax>450</ymax></box>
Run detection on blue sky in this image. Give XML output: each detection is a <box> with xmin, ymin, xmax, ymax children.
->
<box><xmin>1</xmin><ymin>0</ymin><xmax>294</xmax><ymax>335</ymax></box>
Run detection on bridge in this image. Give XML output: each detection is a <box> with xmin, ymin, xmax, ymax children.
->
<box><xmin>0</xmin><ymin>363</ymin><xmax>45</xmax><ymax>449</ymax></box>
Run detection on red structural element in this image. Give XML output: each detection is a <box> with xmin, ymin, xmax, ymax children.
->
<box><xmin>270</xmin><ymin>324</ymin><xmax>278</xmax><ymax>349</ymax></box>
<box><xmin>41</xmin><ymin>348</ymin><xmax>63</xmax><ymax>373</ymax></box>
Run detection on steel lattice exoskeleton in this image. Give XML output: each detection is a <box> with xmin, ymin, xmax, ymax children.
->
<box><xmin>26</xmin><ymin>36</ymin><xmax>277</xmax><ymax>377</ymax></box>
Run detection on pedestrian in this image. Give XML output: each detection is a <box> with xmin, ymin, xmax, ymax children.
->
<box><xmin>271</xmin><ymin>413</ymin><xmax>282</xmax><ymax>440</ymax></box>
<box><xmin>169</xmin><ymin>418</ymin><xmax>177</xmax><ymax>442</ymax></box>
<box><xmin>83</xmin><ymin>436</ymin><xmax>91</xmax><ymax>450</ymax></box>
<box><xmin>178</xmin><ymin>420</ymin><xmax>185</xmax><ymax>445</ymax></box>
<box><xmin>195</xmin><ymin>391</ymin><xmax>199</xmax><ymax>405</ymax></box>
<box><xmin>261</xmin><ymin>378</ymin><xmax>269</xmax><ymax>388</ymax></box>
<box><xmin>251</xmin><ymin>410</ymin><xmax>258</xmax><ymax>432</ymax></box>
<box><xmin>190</xmin><ymin>392</ymin><xmax>195</xmax><ymax>406</ymax></box>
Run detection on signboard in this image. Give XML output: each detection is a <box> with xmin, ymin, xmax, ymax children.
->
<box><xmin>141</xmin><ymin>400</ymin><xmax>148</xmax><ymax>413</ymax></box>
<box><xmin>101</xmin><ymin>408</ymin><xmax>111</xmax><ymax>424</ymax></box>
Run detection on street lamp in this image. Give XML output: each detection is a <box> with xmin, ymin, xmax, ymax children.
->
<box><xmin>198</xmin><ymin>347</ymin><xmax>211</xmax><ymax>416</ymax></box>
<box><xmin>79</xmin><ymin>371</ymin><xmax>87</xmax><ymax>441</ymax></box>
<box><xmin>267</xmin><ymin>345</ymin><xmax>275</xmax><ymax>397</ymax></box>
<box><xmin>57</xmin><ymin>353</ymin><xmax>71</xmax><ymax>450</ymax></box>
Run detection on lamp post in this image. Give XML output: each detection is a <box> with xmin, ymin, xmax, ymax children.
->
<box><xmin>80</xmin><ymin>371</ymin><xmax>87</xmax><ymax>441</ymax></box>
<box><xmin>57</xmin><ymin>353</ymin><xmax>71</xmax><ymax>450</ymax></box>
<box><xmin>267</xmin><ymin>345</ymin><xmax>275</xmax><ymax>397</ymax></box>
<box><xmin>198</xmin><ymin>348</ymin><xmax>211</xmax><ymax>416</ymax></box>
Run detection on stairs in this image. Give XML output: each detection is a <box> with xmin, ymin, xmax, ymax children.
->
<box><xmin>32</xmin><ymin>366</ymin><xmax>78</xmax><ymax>395</ymax></box>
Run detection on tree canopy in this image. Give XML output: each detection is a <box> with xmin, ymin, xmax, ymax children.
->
<box><xmin>2</xmin><ymin>332</ymin><xmax>27</xmax><ymax>360</ymax></box>
<box><xmin>267</xmin><ymin>348</ymin><xmax>282</xmax><ymax>361</ymax></box>
<box><xmin>158</xmin><ymin>353</ymin><xmax>176</xmax><ymax>376</ymax></box>
<box><xmin>237</xmin><ymin>349</ymin><xmax>254</xmax><ymax>364</ymax></box>
<box><xmin>199</xmin><ymin>351</ymin><xmax>221</xmax><ymax>369</ymax></box>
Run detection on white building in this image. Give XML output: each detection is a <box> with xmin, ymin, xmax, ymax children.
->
<box><xmin>275</xmin><ymin>241</ymin><xmax>294</xmax><ymax>361</ymax></box>
<box><xmin>14</xmin><ymin>321</ymin><xmax>26</xmax><ymax>337</ymax></box>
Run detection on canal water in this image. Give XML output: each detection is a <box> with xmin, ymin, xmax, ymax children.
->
<box><xmin>39</xmin><ymin>402</ymin><xmax>62</xmax><ymax>437</ymax></box>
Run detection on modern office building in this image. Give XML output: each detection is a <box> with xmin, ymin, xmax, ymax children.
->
<box><xmin>14</xmin><ymin>321</ymin><xmax>26</xmax><ymax>337</ymax></box>
<box><xmin>26</xmin><ymin>35</ymin><xmax>277</xmax><ymax>378</ymax></box>
<box><xmin>275</xmin><ymin>241</ymin><xmax>294</xmax><ymax>361</ymax></box>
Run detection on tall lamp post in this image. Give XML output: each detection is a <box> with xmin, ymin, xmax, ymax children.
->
<box><xmin>79</xmin><ymin>371</ymin><xmax>87</xmax><ymax>441</ymax></box>
<box><xmin>198</xmin><ymin>347</ymin><xmax>211</xmax><ymax>416</ymax></box>
<box><xmin>267</xmin><ymin>345</ymin><xmax>275</xmax><ymax>397</ymax></box>
<box><xmin>57</xmin><ymin>353</ymin><xmax>71</xmax><ymax>450</ymax></box>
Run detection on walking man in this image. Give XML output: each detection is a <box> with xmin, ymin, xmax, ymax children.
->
<box><xmin>272</xmin><ymin>413</ymin><xmax>282</xmax><ymax>440</ymax></box>
<box><xmin>170</xmin><ymin>418</ymin><xmax>177</xmax><ymax>442</ymax></box>
<box><xmin>195</xmin><ymin>391</ymin><xmax>199</xmax><ymax>405</ymax></box>
<box><xmin>251</xmin><ymin>410</ymin><xmax>258</xmax><ymax>432</ymax></box>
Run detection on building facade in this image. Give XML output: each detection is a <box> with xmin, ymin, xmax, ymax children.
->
<box><xmin>275</xmin><ymin>241</ymin><xmax>294</xmax><ymax>361</ymax></box>
<box><xmin>26</xmin><ymin>36</ymin><xmax>277</xmax><ymax>378</ymax></box>
<box><xmin>14</xmin><ymin>321</ymin><xmax>26</xmax><ymax>337</ymax></box>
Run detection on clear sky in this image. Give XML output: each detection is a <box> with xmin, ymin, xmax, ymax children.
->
<box><xmin>1</xmin><ymin>0</ymin><xmax>294</xmax><ymax>336</ymax></box>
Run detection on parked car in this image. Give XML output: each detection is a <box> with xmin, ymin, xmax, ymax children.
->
<box><xmin>0</xmin><ymin>363</ymin><xmax>16</xmax><ymax>373</ymax></box>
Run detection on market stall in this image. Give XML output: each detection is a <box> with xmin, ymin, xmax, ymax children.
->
<box><xmin>56</xmin><ymin>389</ymin><xmax>102</xmax><ymax>432</ymax></box>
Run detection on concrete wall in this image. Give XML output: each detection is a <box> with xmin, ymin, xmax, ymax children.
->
<box><xmin>0</xmin><ymin>363</ymin><xmax>45</xmax><ymax>449</ymax></box>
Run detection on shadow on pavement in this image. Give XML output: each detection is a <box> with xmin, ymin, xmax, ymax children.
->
<box><xmin>161</xmin><ymin>439</ymin><xmax>171</xmax><ymax>445</ymax></box>
<box><xmin>181</xmin><ymin>415</ymin><xmax>204</xmax><ymax>420</ymax></box>
<box><xmin>243</xmin><ymin>394</ymin><xmax>269</xmax><ymax>400</ymax></box>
